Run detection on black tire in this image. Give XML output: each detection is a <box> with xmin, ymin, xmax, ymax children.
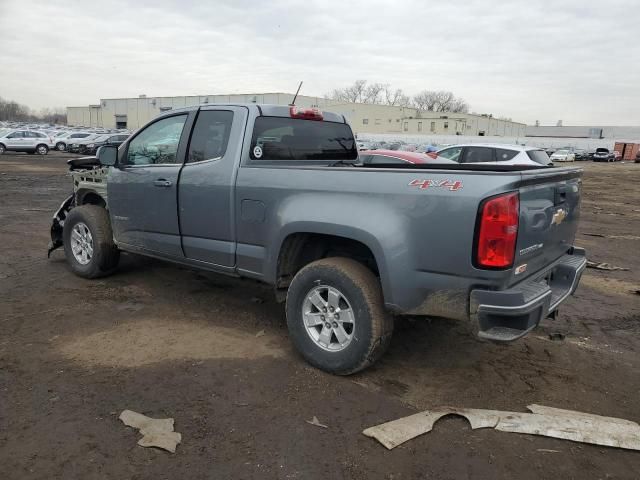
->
<box><xmin>62</xmin><ymin>205</ymin><xmax>120</xmax><ymax>278</ymax></box>
<box><xmin>0</xmin><ymin>144</ymin><xmax>5</xmax><ymax>155</ymax></box>
<box><xmin>56</xmin><ymin>142</ymin><xmax>66</xmax><ymax>151</ymax></box>
<box><xmin>286</xmin><ymin>257</ymin><xmax>393</xmax><ymax>375</ymax></box>
<box><xmin>36</xmin><ymin>144</ymin><xmax>48</xmax><ymax>155</ymax></box>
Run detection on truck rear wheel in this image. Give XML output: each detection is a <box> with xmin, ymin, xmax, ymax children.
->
<box><xmin>63</xmin><ymin>205</ymin><xmax>120</xmax><ymax>278</ymax></box>
<box><xmin>286</xmin><ymin>257</ymin><xmax>393</xmax><ymax>375</ymax></box>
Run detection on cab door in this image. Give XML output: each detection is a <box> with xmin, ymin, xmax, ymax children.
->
<box><xmin>107</xmin><ymin>112</ymin><xmax>193</xmax><ymax>257</ymax></box>
<box><xmin>178</xmin><ymin>106</ymin><xmax>247</xmax><ymax>266</ymax></box>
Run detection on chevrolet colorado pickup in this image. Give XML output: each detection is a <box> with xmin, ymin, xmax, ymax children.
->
<box><xmin>48</xmin><ymin>104</ymin><xmax>586</xmax><ymax>374</ymax></box>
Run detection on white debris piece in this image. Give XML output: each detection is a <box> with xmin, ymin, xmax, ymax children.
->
<box><xmin>119</xmin><ymin>409</ymin><xmax>182</xmax><ymax>453</ymax></box>
<box><xmin>363</xmin><ymin>405</ymin><xmax>640</xmax><ymax>451</ymax></box>
<box><xmin>306</xmin><ymin>416</ymin><xmax>329</xmax><ymax>429</ymax></box>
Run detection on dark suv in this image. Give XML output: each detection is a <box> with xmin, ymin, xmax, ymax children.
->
<box><xmin>592</xmin><ymin>148</ymin><xmax>614</xmax><ymax>162</ymax></box>
<box><xmin>79</xmin><ymin>134</ymin><xmax>130</xmax><ymax>155</ymax></box>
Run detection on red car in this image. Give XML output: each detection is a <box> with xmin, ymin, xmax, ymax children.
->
<box><xmin>359</xmin><ymin>149</ymin><xmax>452</xmax><ymax>165</ymax></box>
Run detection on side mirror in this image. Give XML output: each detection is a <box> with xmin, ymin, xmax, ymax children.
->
<box><xmin>97</xmin><ymin>145</ymin><xmax>118</xmax><ymax>166</ymax></box>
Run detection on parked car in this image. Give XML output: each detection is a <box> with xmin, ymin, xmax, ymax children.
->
<box><xmin>56</xmin><ymin>132</ymin><xmax>94</xmax><ymax>151</ymax></box>
<box><xmin>593</xmin><ymin>148</ymin><xmax>615</xmax><ymax>162</ymax></box>
<box><xmin>358</xmin><ymin>149</ymin><xmax>455</xmax><ymax>165</ymax></box>
<box><xmin>48</xmin><ymin>103</ymin><xmax>586</xmax><ymax>375</ymax></box>
<box><xmin>429</xmin><ymin>144</ymin><xmax>553</xmax><ymax>166</ymax></box>
<box><xmin>416</xmin><ymin>144</ymin><xmax>439</xmax><ymax>153</ymax></box>
<box><xmin>398</xmin><ymin>143</ymin><xmax>418</xmax><ymax>152</ymax></box>
<box><xmin>66</xmin><ymin>134</ymin><xmax>102</xmax><ymax>153</ymax></box>
<box><xmin>79</xmin><ymin>134</ymin><xmax>130</xmax><ymax>155</ymax></box>
<box><xmin>357</xmin><ymin>140</ymin><xmax>373</xmax><ymax>151</ymax></box>
<box><xmin>573</xmin><ymin>149</ymin><xmax>590</xmax><ymax>161</ymax></box>
<box><xmin>550</xmin><ymin>149</ymin><xmax>576</xmax><ymax>162</ymax></box>
<box><xmin>0</xmin><ymin>129</ymin><xmax>52</xmax><ymax>155</ymax></box>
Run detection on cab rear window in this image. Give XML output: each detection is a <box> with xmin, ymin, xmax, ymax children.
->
<box><xmin>250</xmin><ymin>117</ymin><xmax>357</xmax><ymax>161</ymax></box>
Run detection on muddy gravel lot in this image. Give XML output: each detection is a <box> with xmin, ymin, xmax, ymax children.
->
<box><xmin>1</xmin><ymin>153</ymin><xmax>639</xmax><ymax>479</ymax></box>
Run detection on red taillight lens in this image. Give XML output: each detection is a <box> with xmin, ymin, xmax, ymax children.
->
<box><xmin>289</xmin><ymin>106</ymin><xmax>323</xmax><ymax>121</ymax></box>
<box><xmin>476</xmin><ymin>192</ymin><xmax>519</xmax><ymax>268</ymax></box>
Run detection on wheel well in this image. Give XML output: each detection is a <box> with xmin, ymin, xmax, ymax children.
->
<box><xmin>77</xmin><ymin>191</ymin><xmax>106</xmax><ymax>208</ymax></box>
<box><xmin>276</xmin><ymin>233</ymin><xmax>379</xmax><ymax>294</ymax></box>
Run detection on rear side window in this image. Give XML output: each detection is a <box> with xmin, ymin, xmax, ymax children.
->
<box><xmin>526</xmin><ymin>150</ymin><xmax>551</xmax><ymax>165</ymax></box>
<box><xmin>187</xmin><ymin>110</ymin><xmax>233</xmax><ymax>163</ymax></box>
<box><xmin>462</xmin><ymin>146</ymin><xmax>494</xmax><ymax>163</ymax></box>
<box><xmin>495</xmin><ymin>148</ymin><xmax>518</xmax><ymax>161</ymax></box>
<box><xmin>250</xmin><ymin>117</ymin><xmax>356</xmax><ymax>161</ymax></box>
<box><xmin>437</xmin><ymin>146</ymin><xmax>462</xmax><ymax>162</ymax></box>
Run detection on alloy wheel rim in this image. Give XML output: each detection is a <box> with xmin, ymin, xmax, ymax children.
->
<box><xmin>70</xmin><ymin>222</ymin><xmax>94</xmax><ymax>265</ymax></box>
<box><xmin>302</xmin><ymin>285</ymin><xmax>355</xmax><ymax>352</ymax></box>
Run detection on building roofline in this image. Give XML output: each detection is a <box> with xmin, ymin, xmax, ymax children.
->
<box><xmin>97</xmin><ymin>92</ymin><xmax>327</xmax><ymax>101</ymax></box>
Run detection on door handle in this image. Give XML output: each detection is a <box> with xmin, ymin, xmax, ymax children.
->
<box><xmin>153</xmin><ymin>179</ymin><xmax>172</xmax><ymax>187</ymax></box>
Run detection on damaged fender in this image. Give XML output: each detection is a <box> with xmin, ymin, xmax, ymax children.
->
<box><xmin>47</xmin><ymin>194</ymin><xmax>75</xmax><ymax>257</ymax></box>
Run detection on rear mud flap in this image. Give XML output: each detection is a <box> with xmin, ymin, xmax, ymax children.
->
<box><xmin>47</xmin><ymin>194</ymin><xmax>75</xmax><ymax>257</ymax></box>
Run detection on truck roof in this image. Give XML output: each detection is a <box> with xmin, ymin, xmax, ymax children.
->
<box><xmin>158</xmin><ymin>103</ymin><xmax>347</xmax><ymax>124</ymax></box>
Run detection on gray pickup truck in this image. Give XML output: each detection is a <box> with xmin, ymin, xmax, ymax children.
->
<box><xmin>49</xmin><ymin>104</ymin><xmax>586</xmax><ymax>374</ymax></box>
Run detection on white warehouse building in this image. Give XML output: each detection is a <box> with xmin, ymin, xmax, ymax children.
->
<box><xmin>67</xmin><ymin>93</ymin><xmax>332</xmax><ymax>130</ymax></box>
<box><xmin>67</xmin><ymin>93</ymin><xmax>526</xmax><ymax>136</ymax></box>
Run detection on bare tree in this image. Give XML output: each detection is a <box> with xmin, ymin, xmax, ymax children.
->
<box><xmin>328</xmin><ymin>79</ymin><xmax>368</xmax><ymax>103</ymax></box>
<box><xmin>384</xmin><ymin>86</ymin><xmax>411</xmax><ymax>107</ymax></box>
<box><xmin>449</xmin><ymin>98</ymin><xmax>469</xmax><ymax>113</ymax></box>
<box><xmin>412</xmin><ymin>90</ymin><xmax>469</xmax><ymax>113</ymax></box>
<box><xmin>329</xmin><ymin>83</ymin><xmax>470</xmax><ymax>112</ymax></box>
<box><xmin>362</xmin><ymin>82</ymin><xmax>386</xmax><ymax>104</ymax></box>
<box><xmin>412</xmin><ymin>90</ymin><xmax>438</xmax><ymax>111</ymax></box>
<box><xmin>329</xmin><ymin>81</ymin><xmax>409</xmax><ymax>106</ymax></box>
<box><xmin>0</xmin><ymin>97</ymin><xmax>66</xmax><ymax>123</ymax></box>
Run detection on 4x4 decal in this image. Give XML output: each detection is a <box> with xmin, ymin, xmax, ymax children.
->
<box><xmin>408</xmin><ymin>179</ymin><xmax>463</xmax><ymax>191</ymax></box>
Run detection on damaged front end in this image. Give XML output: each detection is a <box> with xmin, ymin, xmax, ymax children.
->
<box><xmin>47</xmin><ymin>155</ymin><xmax>109</xmax><ymax>257</ymax></box>
<box><xmin>47</xmin><ymin>194</ymin><xmax>75</xmax><ymax>257</ymax></box>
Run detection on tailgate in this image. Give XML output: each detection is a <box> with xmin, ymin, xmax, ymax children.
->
<box><xmin>511</xmin><ymin>167</ymin><xmax>582</xmax><ymax>284</ymax></box>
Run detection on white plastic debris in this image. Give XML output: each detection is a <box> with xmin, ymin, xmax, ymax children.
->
<box><xmin>586</xmin><ymin>261</ymin><xmax>629</xmax><ymax>271</ymax></box>
<box><xmin>363</xmin><ymin>405</ymin><xmax>640</xmax><ymax>451</ymax></box>
<box><xmin>119</xmin><ymin>410</ymin><xmax>182</xmax><ymax>453</ymax></box>
<box><xmin>306</xmin><ymin>416</ymin><xmax>328</xmax><ymax>429</ymax></box>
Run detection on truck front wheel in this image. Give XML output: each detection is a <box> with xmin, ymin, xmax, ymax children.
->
<box><xmin>286</xmin><ymin>257</ymin><xmax>393</xmax><ymax>375</ymax></box>
<box><xmin>62</xmin><ymin>205</ymin><xmax>120</xmax><ymax>278</ymax></box>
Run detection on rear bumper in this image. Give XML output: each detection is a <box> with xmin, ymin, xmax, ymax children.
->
<box><xmin>470</xmin><ymin>248</ymin><xmax>586</xmax><ymax>342</ymax></box>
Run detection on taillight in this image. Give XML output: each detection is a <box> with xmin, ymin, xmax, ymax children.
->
<box><xmin>476</xmin><ymin>192</ymin><xmax>519</xmax><ymax>269</ymax></box>
<box><xmin>289</xmin><ymin>106</ymin><xmax>323</xmax><ymax>121</ymax></box>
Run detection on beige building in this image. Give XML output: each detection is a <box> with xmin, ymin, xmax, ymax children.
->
<box><xmin>327</xmin><ymin>102</ymin><xmax>526</xmax><ymax>137</ymax></box>
<box><xmin>67</xmin><ymin>93</ymin><xmax>331</xmax><ymax>129</ymax></box>
<box><xmin>67</xmin><ymin>94</ymin><xmax>525</xmax><ymax>136</ymax></box>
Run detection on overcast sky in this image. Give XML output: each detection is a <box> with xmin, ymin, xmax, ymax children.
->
<box><xmin>1</xmin><ymin>0</ymin><xmax>638</xmax><ymax>125</ymax></box>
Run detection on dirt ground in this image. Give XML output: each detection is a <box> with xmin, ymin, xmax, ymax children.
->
<box><xmin>1</xmin><ymin>152</ymin><xmax>639</xmax><ymax>479</ymax></box>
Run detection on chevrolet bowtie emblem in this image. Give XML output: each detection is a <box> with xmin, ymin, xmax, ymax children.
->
<box><xmin>551</xmin><ymin>208</ymin><xmax>568</xmax><ymax>226</ymax></box>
